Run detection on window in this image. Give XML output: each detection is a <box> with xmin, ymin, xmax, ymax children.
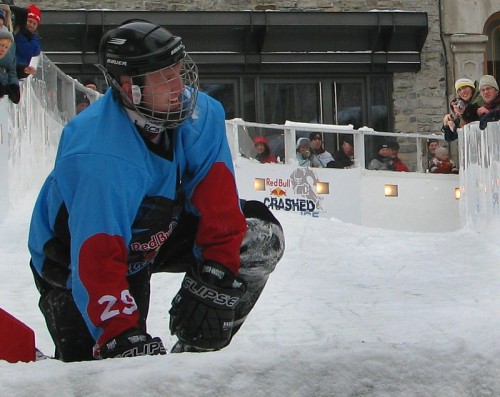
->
<box><xmin>485</xmin><ymin>12</ymin><xmax>500</xmax><ymax>78</ymax></box>
<box><xmin>261</xmin><ymin>82</ymin><xmax>320</xmax><ymax>124</ymax></box>
<box><xmin>200</xmin><ymin>80</ymin><xmax>238</xmax><ymax>120</ymax></box>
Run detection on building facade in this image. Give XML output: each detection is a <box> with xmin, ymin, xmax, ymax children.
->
<box><xmin>13</xmin><ymin>0</ymin><xmax>500</xmax><ymax>138</ymax></box>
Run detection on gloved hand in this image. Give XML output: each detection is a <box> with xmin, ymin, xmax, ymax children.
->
<box><xmin>97</xmin><ymin>329</ymin><xmax>167</xmax><ymax>359</ymax></box>
<box><xmin>169</xmin><ymin>261</ymin><xmax>246</xmax><ymax>351</ymax></box>
<box><xmin>479</xmin><ymin>109</ymin><xmax>500</xmax><ymax>130</ymax></box>
<box><xmin>6</xmin><ymin>84</ymin><xmax>20</xmax><ymax>104</ymax></box>
<box><xmin>441</xmin><ymin>125</ymin><xmax>458</xmax><ymax>142</ymax></box>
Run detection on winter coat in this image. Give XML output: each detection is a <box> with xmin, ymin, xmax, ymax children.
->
<box><xmin>367</xmin><ymin>156</ymin><xmax>394</xmax><ymax>171</ymax></box>
<box><xmin>296</xmin><ymin>151</ymin><xmax>322</xmax><ymax>167</ymax></box>
<box><xmin>28</xmin><ymin>89</ymin><xmax>246</xmax><ymax>347</ymax></box>
<box><xmin>429</xmin><ymin>158</ymin><xmax>458</xmax><ymax>174</ymax></box>
<box><xmin>14</xmin><ymin>29</ymin><xmax>41</xmax><ymax>67</ymax></box>
<box><xmin>311</xmin><ymin>147</ymin><xmax>334</xmax><ymax>167</ymax></box>
<box><xmin>392</xmin><ymin>156</ymin><xmax>409</xmax><ymax>172</ymax></box>
<box><xmin>329</xmin><ymin>149</ymin><xmax>354</xmax><ymax>169</ymax></box>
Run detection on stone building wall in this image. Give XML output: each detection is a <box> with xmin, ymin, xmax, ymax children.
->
<box><xmin>15</xmin><ymin>0</ymin><xmax>447</xmax><ymax>135</ymax></box>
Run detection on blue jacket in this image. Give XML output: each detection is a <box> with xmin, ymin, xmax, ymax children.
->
<box><xmin>28</xmin><ymin>89</ymin><xmax>246</xmax><ymax>345</ymax></box>
<box><xmin>0</xmin><ymin>40</ymin><xmax>19</xmax><ymax>86</ymax></box>
<box><xmin>14</xmin><ymin>30</ymin><xmax>40</xmax><ymax>66</ymax></box>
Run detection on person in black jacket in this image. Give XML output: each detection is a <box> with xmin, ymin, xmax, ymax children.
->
<box><xmin>442</xmin><ymin>78</ymin><xmax>481</xmax><ymax>141</ymax></box>
<box><xmin>328</xmin><ymin>135</ymin><xmax>354</xmax><ymax>169</ymax></box>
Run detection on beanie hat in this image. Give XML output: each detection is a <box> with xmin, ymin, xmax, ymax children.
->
<box><xmin>479</xmin><ymin>75</ymin><xmax>499</xmax><ymax>91</ymax></box>
<box><xmin>0</xmin><ymin>29</ymin><xmax>14</xmax><ymax>42</ymax></box>
<box><xmin>27</xmin><ymin>4</ymin><xmax>41</xmax><ymax>25</ymax></box>
<box><xmin>454</xmin><ymin>78</ymin><xmax>475</xmax><ymax>92</ymax></box>
<box><xmin>377</xmin><ymin>143</ymin><xmax>389</xmax><ymax>152</ymax></box>
<box><xmin>309</xmin><ymin>132</ymin><xmax>322</xmax><ymax>141</ymax></box>
<box><xmin>435</xmin><ymin>146</ymin><xmax>448</xmax><ymax>159</ymax></box>
<box><xmin>342</xmin><ymin>136</ymin><xmax>353</xmax><ymax>146</ymax></box>
<box><xmin>296</xmin><ymin>137</ymin><xmax>311</xmax><ymax>149</ymax></box>
<box><xmin>253</xmin><ymin>136</ymin><xmax>270</xmax><ymax>147</ymax></box>
<box><xmin>388</xmin><ymin>141</ymin><xmax>400</xmax><ymax>150</ymax></box>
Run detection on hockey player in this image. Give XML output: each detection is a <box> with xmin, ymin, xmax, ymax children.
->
<box><xmin>28</xmin><ymin>20</ymin><xmax>285</xmax><ymax>362</ymax></box>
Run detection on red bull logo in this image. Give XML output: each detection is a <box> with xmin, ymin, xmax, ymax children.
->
<box><xmin>270</xmin><ymin>187</ymin><xmax>287</xmax><ymax>197</ymax></box>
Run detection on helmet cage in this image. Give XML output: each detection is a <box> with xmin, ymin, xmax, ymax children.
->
<box><xmin>120</xmin><ymin>54</ymin><xmax>199</xmax><ymax>128</ymax></box>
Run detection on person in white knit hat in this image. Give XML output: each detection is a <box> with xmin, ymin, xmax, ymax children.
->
<box><xmin>442</xmin><ymin>77</ymin><xmax>481</xmax><ymax>141</ymax></box>
<box><xmin>477</xmin><ymin>75</ymin><xmax>500</xmax><ymax>129</ymax></box>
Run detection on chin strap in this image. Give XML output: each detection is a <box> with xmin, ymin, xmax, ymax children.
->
<box><xmin>125</xmin><ymin>107</ymin><xmax>169</xmax><ymax>146</ymax></box>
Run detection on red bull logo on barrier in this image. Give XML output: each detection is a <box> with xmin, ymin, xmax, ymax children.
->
<box><xmin>262</xmin><ymin>168</ymin><xmax>324</xmax><ymax>217</ymax></box>
<box><xmin>270</xmin><ymin>187</ymin><xmax>287</xmax><ymax>197</ymax></box>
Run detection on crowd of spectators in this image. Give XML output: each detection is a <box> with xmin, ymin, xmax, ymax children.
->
<box><xmin>0</xmin><ymin>2</ymin><xmax>41</xmax><ymax>104</ymax></box>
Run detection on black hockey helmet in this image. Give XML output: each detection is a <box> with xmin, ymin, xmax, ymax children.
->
<box><xmin>99</xmin><ymin>20</ymin><xmax>186</xmax><ymax>80</ymax></box>
<box><xmin>97</xmin><ymin>20</ymin><xmax>199</xmax><ymax>128</ymax></box>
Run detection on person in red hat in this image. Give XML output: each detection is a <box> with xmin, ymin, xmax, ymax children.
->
<box><xmin>12</xmin><ymin>4</ymin><xmax>41</xmax><ymax>78</ymax></box>
<box><xmin>253</xmin><ymin>136</ymin><xmax>278</xmax><ymax>163</ymax></box>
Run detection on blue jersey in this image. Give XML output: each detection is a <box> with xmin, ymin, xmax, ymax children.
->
<box><xmin>28</xmin><ymin>89</ymin><xmax>246</xmax><ymax>345</ymax></box>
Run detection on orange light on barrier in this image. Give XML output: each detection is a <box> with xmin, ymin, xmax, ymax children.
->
<box><xmin>254</xmin><ymin>178</ymin><xmax>266</xmax><ymax>191</ymax></box>
<box><xmin>315</xmin><ymin>182</ymin><xmax>330</xmax><ymax>194</ymax></box>
<box><xmin>384</xmin><ymin>184</ymin><xmax>398</xmax><ymax>197</ymax></box>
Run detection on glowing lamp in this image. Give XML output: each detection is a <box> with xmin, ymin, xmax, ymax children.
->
<box><xmin>315</xmin><ymin>182</ymin><xmax>330</xmax><ymax>194</ymax></box>
<box><xmin>384</xmin><ymin>184</ymin><xmax>398</xmax><ymax>197</ymax></box>
<box><xmin>254</xmin><ymin>178</ymin><xmax>266</xmax><ymax>191</ymax></box>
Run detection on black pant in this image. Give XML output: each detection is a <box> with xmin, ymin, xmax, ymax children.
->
<box><xmin>32</xmin><ymin>200</ymin><xmax>284</xmax><ymax>362</ymax></box>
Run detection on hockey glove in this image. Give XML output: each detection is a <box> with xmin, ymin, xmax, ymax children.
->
<box><xmin>479</xmin><ymin>109</ymin><xmax>500</xmax><ymax>130</ymax></box>
<box><xmin>169</xmin><ymin>261</ymin><xmax>246</xmax><ymax>351</ymax></box>
<box><xmin>97</xmin><ymin>329</ymin><xmax>167</xmax><ymax>359</ymax></box>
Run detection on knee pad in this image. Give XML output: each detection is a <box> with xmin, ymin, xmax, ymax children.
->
<box><xmin>239</xmin><ymin>201</ymin><xmax>285</xmax><ymax>280</ymax></box>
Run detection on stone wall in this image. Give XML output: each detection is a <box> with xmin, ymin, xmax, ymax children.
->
<box><xmin>15</xmin><ymin>0</ymin><xmax>448</xmax><ymax>135</ymax></box>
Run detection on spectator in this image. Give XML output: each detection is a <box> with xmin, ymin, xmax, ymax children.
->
<box><xmin>442</xmin><ymin>78</ymin><xmax>481</xmax><ymax>141</ymax></box>
<box><xmin>426</xmin><ymin>139</ymin><xmax>439</xmax><ymax>171</ymax></box>
<box><xmin>328</xmin><ymin>135</ymin><xmax>354</xmax><ymax>169</ymax></box>
<box><xmin>388</xmin><ymin>141</ymin><xmax>409</xmax><ymax>172</ymax></box>
<box><xmin>296</xmin><ymin>137</ymin><xmax>322</xmax><ymax>167</ymax></box>
<box><xmin>28</xmin><ymin>20</ymin><xmax>285</xmax><ymax>361</ymax></box>
<box><xmin>253</xmin><ymin>136</ymin><xmax>278</xmax><ymax>163</ymax></box>
<box><xmin>309</xmin><ymin>132</ymin><xmax>333</xmax><ymax>167</ymax></box>
<box><xmin>0</xmin><ymin>29</ymin><xmax>20</xmax><ymax>104</ymax></box>
<box><xmin>75</xmin><ymin>79</ymin><xmax>99</xmax><ymax>114</ymax></box>
<box><xmin>367</xmin><ymin>143</ymin><xmax>394</xmax><ymax>171</ymax></box>
<box><xmin>476</xmin><ymin>75</ymin><xmax>500</xmax><ymax>129</ymax></box>
<box><xmin>13</xmin><ymin>4</ymin><xmax>41</xmax><ymax>78</ymax></box>
<box><xmin>83</xmin><ymin>79</ymin><xmax>98</xmax><ymax>91</ymax></box>
<box><xmin>0</xmin><ymin>4</ymin><xmax>13</xmax><ymax>33</ymax></box>
<box><xmin>429</xmin><ymin>146</ymin><xmax>458</xmax><ymax>174</ymax></box>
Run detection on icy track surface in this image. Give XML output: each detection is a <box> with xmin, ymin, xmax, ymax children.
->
<box><xmin>0</xmin><ymin>195</ymin><xmax>499</xmax><ymax>397</ymax></box>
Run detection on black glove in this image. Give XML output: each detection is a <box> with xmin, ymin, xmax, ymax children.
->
<box><xmin>441</xmin><ymin>125</ymin><xmax>458</xmax><ymax>142</ymax></box>
<box><xmin>479</xmin><ymin>109</ymin><xmax>500</xmax><ymax>130</ymax></box>
<box><xmin>98</xmin><ymin>329</ymin><xmax>167</xmax><ymax>359</ymax></box>
<box><xmin>6</xmin><ymin>84</ymin><xmax>20</xmax><ymax>104</ymax></box>
<box><xmin>169</xmin><ymin>261</ymin><xmax>246</xmax><ymax>351</ymax></box>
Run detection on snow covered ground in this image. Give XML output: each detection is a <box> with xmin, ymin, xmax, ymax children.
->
<box><xmin>0</xmin><ymin>186</ymin><xmax>499</xmax><ymax>397</ymax></box>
